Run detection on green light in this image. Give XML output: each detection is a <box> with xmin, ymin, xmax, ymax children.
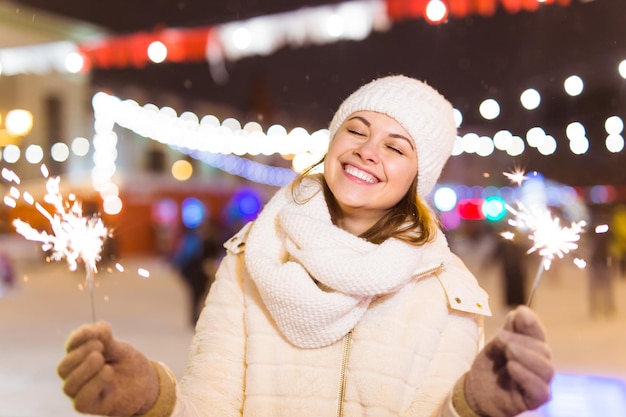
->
<box><xmin>482</xmin><ymin>196</ymin><xmax>507</xmax><ymax>221</ymax></box>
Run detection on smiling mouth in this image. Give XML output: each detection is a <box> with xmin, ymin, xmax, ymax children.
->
<box><xmin>344</xmin><ymin>165</ymin><xmax>379</xmax><ymax>183</ymax></box>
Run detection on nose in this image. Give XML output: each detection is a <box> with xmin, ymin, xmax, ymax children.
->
<box><xmin>354</xmin><ymin>139</ymin><xmax>379</xmax><ymax>163</ymax></box>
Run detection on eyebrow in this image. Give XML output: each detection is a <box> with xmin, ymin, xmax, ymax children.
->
<box><xmin>347</xmin><ymin>115</ymin><xmax>415</xmax><ymax>150</ymax></box>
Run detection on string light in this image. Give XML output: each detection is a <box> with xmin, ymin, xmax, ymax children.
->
<box><xmin>0</xmin><ymin>0</ymin><xmax>574</xmax><ymax>75</ymax></box>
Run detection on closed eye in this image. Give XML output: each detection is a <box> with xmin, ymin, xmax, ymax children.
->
<box><xmin>348</xmin><ymin>128</ymin><xmax>365</xmax><ymax>136</ymax></box>
<box><xmin>387</xmin><ymin>145</ymin><xmax>404</xmax><ymax>155</ymax></box>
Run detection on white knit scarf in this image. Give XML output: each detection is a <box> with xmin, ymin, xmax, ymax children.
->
<box><xmin>244</xmin><ymin>179</ymin><xmax>450</xmax><ymax>348</ymax></box>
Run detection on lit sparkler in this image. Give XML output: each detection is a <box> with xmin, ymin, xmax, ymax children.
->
<box><xmin>2</xmin><ymin>165</ymin><xmax>109</xmax><ymax>321</ymax></box>
<box><xmin>503</xmin><ymin>168</ymin><xmax>529</xmax><ymax>187</ymax></box>
<box><xmin>502</xmin><ymin>169</ymin><xmax>586</xmax><ymax>306</ymax></box>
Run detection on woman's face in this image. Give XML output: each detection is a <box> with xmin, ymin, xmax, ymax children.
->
<box><xmin>323</xmin><ymin>111</ymin><xmax>418</xmax><ymax>230</ymax></box>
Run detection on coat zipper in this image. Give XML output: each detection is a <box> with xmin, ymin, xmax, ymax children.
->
<box><xmin>336</xmin><ymin>329</ymin><xmax>353</xmax><ymax>417</ymax></box>
<box><xmin>334</xmin><ymin>262</ymin><xmax>443</xmax><ymax>416</ymax></box>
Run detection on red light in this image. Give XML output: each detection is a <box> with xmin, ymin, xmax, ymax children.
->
<box><xmin>457</xmin><ymin>198</ymin><xmax>485</xmax><ymax>220</ymax></box>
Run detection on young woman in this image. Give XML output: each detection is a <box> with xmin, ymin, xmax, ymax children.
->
<box><xmin>58</xmin><ymin>75</ymin><xmax>553</xmax><ymax>417</ymax></box>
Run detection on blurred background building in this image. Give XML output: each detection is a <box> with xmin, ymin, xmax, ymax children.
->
<box><xmin>0</xmin><ymin>0</ymin><xmax>624</xmax><ymax>258</ymax></box>
<box><xmin>0</xmin><ymin>0</ymin><xmax>624</xmax><ymax>257</ymax></box>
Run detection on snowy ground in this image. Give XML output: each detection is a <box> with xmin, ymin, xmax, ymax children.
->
<box><xmin>0</xmin><ymin>251</ymin><xmax>195</xmax><ymax>417</ymax></box>
<box><xmin>1</xmin><ymin>237</ymin><xmax>626</xmax><ymax>417</ymax></box>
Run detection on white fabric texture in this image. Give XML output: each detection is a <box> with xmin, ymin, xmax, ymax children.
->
<box><xmin>244</xmin><ymin>178</ymin><xmax>450</xmax><ymax>348</ymax></box>
<box><xmin>164</xmin><ymin>225</ymin><xmax>487</xmax><ymax>417</ymax></box>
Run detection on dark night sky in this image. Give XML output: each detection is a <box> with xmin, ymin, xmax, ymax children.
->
<box><xmin>9</xmin><ymin>0</ymin><xmax>626</xmax><ymax>187</ymax></box>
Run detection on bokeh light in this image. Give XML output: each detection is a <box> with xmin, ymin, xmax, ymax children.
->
<box><xmin>479</xmin><ymin>98</ymin><xmax>500</xmax><ymax>120</ymax></box>
<box><xmin>433</xmin><ymin>186</ymin><xmax>457</xmax><ymax>212</ymax></box>
<box><xmin>51</xmin><ymin>142</ymin><xmax>70</xmax><ymax>162</ymax></box>
<box><xmin>172</xmin><ymin>160</ymin><xmax>193</xmax><ymax>181</ymax></box>
<box><xmin>564</xmin><ymin>75</ymin><xmax>584</xmax><ymax>96</ymax></box>
<box><xmin>181</xmin><ymin>197</ymin><xmax>206</xmax><ymax>229</ymax></box>
<box><xmin>520</xmin><ymin>88</ymin><xmax>541</xmax><ymax>110</ymax></box>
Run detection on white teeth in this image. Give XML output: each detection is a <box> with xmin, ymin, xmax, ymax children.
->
<box><xmin>344</xmin><ymin>165</ymin><xmax>377</xmax><ymax>183</ymax></box>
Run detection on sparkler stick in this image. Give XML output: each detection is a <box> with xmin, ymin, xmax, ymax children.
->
<box><xmin>527</xmin><ymin>255</ymin><xmax>548</xmax><ymax>307</ymax></box>
<box><xmin>3</xmin><ymin>165</ymin><xmax>109</xmax><ymax>322</ymax></box>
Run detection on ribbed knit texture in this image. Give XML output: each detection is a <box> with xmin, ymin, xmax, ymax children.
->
<box><xmin>328</xmin><ymin>75</ymin><xmax>457</xmax><ymax>197</ymax></box>
<box><xmin>244</xmin><ymin>179</ymin><xmax>450</xmax><ymax>348</ymax></box>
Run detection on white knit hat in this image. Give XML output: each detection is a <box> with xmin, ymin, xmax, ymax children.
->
<box><xmin>328</xmin><ymin>75</ymin><xmax>457</xmax><ymax>197</ymax></box>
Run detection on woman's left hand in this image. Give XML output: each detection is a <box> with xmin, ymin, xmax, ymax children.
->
<box><xmin>464</xmin><ymin>306</ymin><xmax>554</xmax><ymax>417</ymax></box>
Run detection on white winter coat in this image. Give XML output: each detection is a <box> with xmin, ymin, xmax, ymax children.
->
<box><xmin>148</xmin><ymin>216</ymin><xmax>491</xmax><ymax>417</ymax></box>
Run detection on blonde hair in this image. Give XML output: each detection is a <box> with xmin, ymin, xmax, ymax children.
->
<box><xmin>290</xmin><ymin>159</ymin><xmax>439</xmax><ymax>246</ymax></box>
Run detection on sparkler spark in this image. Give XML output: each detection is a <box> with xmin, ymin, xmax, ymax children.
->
<box><xmin>505</xmin><ymin>202</ymin><xmax>586</xmax><ymax>306</ymax></box>
<box><xmin>507</xmin><ymin>203</ymin><xmax>586</xmax><ymax>266</ymax></box>
<box><xmin>502</xmin><ymin>168</ymin><xmax>587</xmax><ymax>306</ymax></box>
<box><xmin>3</xmin><ymin>166</ymin><xmax>109</xmax><ymax>321</ymax></box>
<box><xmin>503</xmin><ymin>168</ymin><xmax>529</xmax><ymax>187</ymax></box>
<box><xmin>500</xmin><ymin>231</ymin><xmax>515</xmax><ymax>240</ymax></box>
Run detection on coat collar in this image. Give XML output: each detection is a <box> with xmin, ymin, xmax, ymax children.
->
<box><xmin>436</xmin><ymin>254</ymin><xmax>491</xmax><ymax>316</ymax></box>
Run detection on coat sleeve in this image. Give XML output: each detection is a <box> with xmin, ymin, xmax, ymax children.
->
<box><xmin>170</xmin><ymin>246</ymin><xmax>248</xmax><ymax>416</ymax></box>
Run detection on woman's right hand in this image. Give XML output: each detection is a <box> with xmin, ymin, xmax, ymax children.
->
<box><xmin>57</xmin><ymin>321</ymin><xmax>159</xmax><ymax>417</ymax></box>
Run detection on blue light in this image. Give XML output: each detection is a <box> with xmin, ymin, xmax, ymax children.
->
<box><xmin>225</xmin><ymin>188</ymin><xmax>263</xmax><ymax>222</ymax></box>
<box><xmin>239</xmin><ymin>194</ymin><xmax>261</xmax><ymax>217</ymax></box>
<box><xmin>181</xmin><ymin>197</ymin><xmax>206</xmax><ymax>229</ymax></box>
<box><xmin>590</xmin><ymin>185</ymin><xmax>616</xmax><ymax>204</ymax></box>
<box><xmin>541</xmin><ymin>373</ymin><xmax>626</xmax><ymax>417</ymax></box>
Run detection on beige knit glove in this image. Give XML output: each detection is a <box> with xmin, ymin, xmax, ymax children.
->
<box><xmin>57</xmin><ymin>321</ymin><xmax>159</xmax><ymax>416</ymax></box>
<box><xmin>463</xmin><ymin>306</ymin><xmax>554</xmax><ymax>417</ymax></box>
